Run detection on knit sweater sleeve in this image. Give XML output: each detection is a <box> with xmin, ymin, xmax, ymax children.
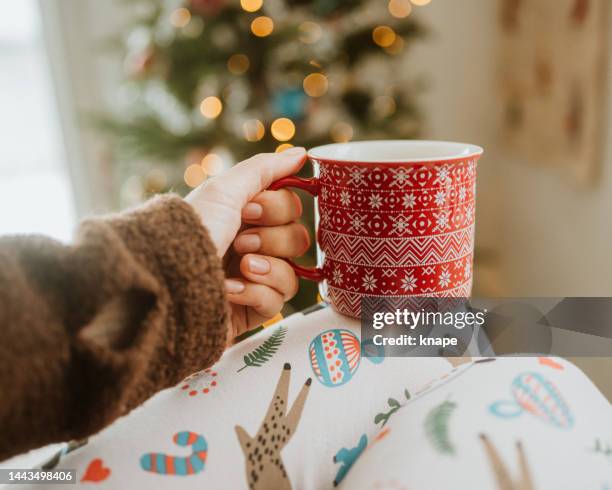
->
<box><xmin>0</xmin><ymin>195</ymin><xmax>228</xmax><ymax>460</ymax></box>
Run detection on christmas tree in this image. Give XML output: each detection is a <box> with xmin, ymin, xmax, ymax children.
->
<box><xmin>101</xmin><ymin>0</ymin><xmax>428</xmax><ymax>310</ymax></box>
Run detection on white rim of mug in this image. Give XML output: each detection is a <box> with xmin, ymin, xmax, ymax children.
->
<box><xmin>307</xmin><ymin>139</ymin><xmax>484</xmax><ymax>164</ymax></box>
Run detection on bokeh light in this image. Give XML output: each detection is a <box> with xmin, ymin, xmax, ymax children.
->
<box><xmin>170</xmin><ymin>8</ymin><xmax>191</xmax><ymax>28</ymax></box>
<box><xmin>144</xmin><ymin>169</ymin><xmax>167</xmax><ymax>194</ymax></box>
<box><xmin>330</xmin><ymin>122</ymin><xmax>354</xmax><ymax>142</ymax></box>
<box><xmin>275</xmin><ymin>143</ymin><xmax>294</xmax><ymax>153</ymax></box>
<box><xmin>372</xmin><ymin>26</ymin><xmax>396</xmax><ymax>48</ymax></box>
<box><xmin>184</xmin><ymin>164</ymin><xmax>206</xmax><ymax>188</ymax></box>
<box><xmin>251</xmin><ymin>16</ymin><xmax>274</xmax><ymax>37</ymax></box>
<box><xmin>227</xmin><ymin>54</ymin><xmax>250</xmax><ymax>75</ymax></box>
<box><xmin>240</xmin><ymin>0</ymin><xmax>263</xmax><ymax>12</ymax></box>
<box><xmin>385</xmin><ymin>36</ymin><xmax>404</xmax><ymax>55</ymax></box>
<box><xmin>271</xmin><ymin>118</ymin><xmax>296</xmax><ymax>141</ymax></box>
<box><xmin>183</xmin><ymin>17</ymin><xmax>204</xmax><ymax>37</ymax></box>
<box><xmin>411</xmin><ymin>0</ymin><xmax>431</xmax><ymax>5</ymax></box>
<box><xmin>200</xmin><ymin>96</ymin><xmax>223</xmax><ymax>119</ymax></box>
<box><xmin>303</xmin><ymin>73</ymin><xmax>328</xmax><ymax>97</ymax></box>
<box><xmin>201</xmin><ymin>154</ymin><xmax>224</xmax><ymax>175</ymax></box>
<box><xmin>299</xmin><ymin>21</ymin><xmax>323</xmax><ymax>44</ymax></box>
<box><xmin>243</xmin><ymin>119</ymin><xmax>266</xmax><ymax>141</ymax></box>
<box><xmin>388</xmin><ymin>0</ymin><xmax>412</xmax><ymax>18</ymax></box>
<box><xmin>373</xmin><ymin>95</ymin><xmax>397</xmax><ymax>118</ymax></box>
<box><xmin>185</xmin><ymin>147</ymin><xmax>207</xmax><ymax>167</ymax></box>
<box><xmin>223</xmin><ymin>82</ymin><xmax>249</xmax><ymax>111</ymax></box>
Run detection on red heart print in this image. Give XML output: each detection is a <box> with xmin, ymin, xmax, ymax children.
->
<box><xmin>538</xmin><ymin>357</ymin><xmax>564</xmax><ymax>370</ymax></box>
<box><xmin>81</xmin><ymin>458</ymin><xmax>111</xmax><ymax>483</ymax></box>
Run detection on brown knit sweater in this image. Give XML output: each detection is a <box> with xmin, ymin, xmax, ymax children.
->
<box><xmin>0</xmin><ymin>195</ymin><xmax>228</xmax><ymax>461</ymax></box>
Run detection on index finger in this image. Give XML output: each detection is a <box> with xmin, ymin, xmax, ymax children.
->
<box><xmin>215</xmin><ymin>147</ymin><xmax>307</xmax><ymax>209</ymax></box>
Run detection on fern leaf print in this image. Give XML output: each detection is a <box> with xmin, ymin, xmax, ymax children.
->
<box><xmin>374</xmin><ymin>389</ymin><xmax>411</xmax><ymax>427</ymax></box>
<box><xmin>425</xmin><ymin>400</ymin><xmax>457</xmax><ymax>455</ymax></box>
<box><xmin>237</xmin><ymin>326</ymin><xmax>287</xmax><ymax>372</ymax></box>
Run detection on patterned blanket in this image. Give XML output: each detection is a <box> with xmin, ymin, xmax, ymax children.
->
<box><xmin>23</xmin><ymin>306</ymin><xmax>612</xmax><ymax>489</ymax></box>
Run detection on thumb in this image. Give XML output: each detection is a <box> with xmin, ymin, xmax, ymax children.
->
<box><xmin>217</xmin><ymin>147</ymin><xmax>307</xmax><ymax>207</ymax></box>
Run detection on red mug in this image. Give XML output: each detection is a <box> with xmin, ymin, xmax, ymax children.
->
<box><xmin>270</xmin><ymin>140</ymin><xmax>483</xmax><ymax>318</ymax></box>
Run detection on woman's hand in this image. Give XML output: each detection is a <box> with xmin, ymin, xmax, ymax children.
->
<box><xmin>185</xmin><ymin>147</ymin><xmax>310</xmax><ymax>342</ymax></box>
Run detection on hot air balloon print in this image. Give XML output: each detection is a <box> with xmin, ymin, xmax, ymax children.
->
<box><xmin>308</xmin><ymin>329</ymin><xmax>383</xmax><ymax>388</ymax></box>
<box><xmin>489</xmin><ymin>372</ymin><xmax>574</xmax><ymax>429</ymax></box>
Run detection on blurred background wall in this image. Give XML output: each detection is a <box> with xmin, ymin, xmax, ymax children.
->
<box><xmin>3</xmin><ymin>0</ymin><xmax>609</xmax><ymax>296</ymax></box>
<box><xmin>410</xmin><ymin>0</ymin><xmax>612</xmax><ymax>297</ymax></box>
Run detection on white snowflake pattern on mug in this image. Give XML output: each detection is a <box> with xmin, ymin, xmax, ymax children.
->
<box><xmin>402</xmin><ymin>193</ymin><xmax>417</xmax><ymax>209</ymax></box>
<box><xmin>340</xmin><ymin>190</ymin><xmax>351</xmax><ymax>206</ymax></box>
<box><xmin>362</xmin><ymin>272</ymin><xmax>377</xmax><ymax>291</ymax></box>
<box><xmin>332</xmin><ymin>265</ymin><xmax>344</xmax><ymax>285</ymax></box>
<box><xmin>321</xmin><ymin>186</ymin><xmax>329</xmax><ymax>201</ymax></box>
<box><xmin>438</xmin><ymin>268</ymin><xmax>451</xmax><ymax>288</ymax></box>
<box><xmin>434</xmin><ymin>190</ymin><xmax>446</xmax><ymax>207</ymax></box>
<box><xmin>401</xmin><ymin>272</ymin><xmax>418</xmax><ymax>292</ymax></box>
<box><xmin>369</xmin><ymin>193</ymin><xmax>383</xmax><ymax>209</ymax></box>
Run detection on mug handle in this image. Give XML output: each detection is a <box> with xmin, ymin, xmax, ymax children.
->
<box><xmin>269</xmin><ymin>176</ymin><xmax>325</xmax><ymax>282</ymax></box>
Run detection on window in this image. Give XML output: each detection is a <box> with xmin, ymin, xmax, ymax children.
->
<box><xmin>0</xmin><ymin>0</ymin><xmax>75</xmax><ymax>242</ymax></box>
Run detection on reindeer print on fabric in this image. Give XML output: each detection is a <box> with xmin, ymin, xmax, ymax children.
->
<box><xmin>235</xmin><ymin>363</ymin><xmax>311</xmax><ymax>490</ymax></box>
<box><xmin>479</xmin><ymin>434</ymin><xmax>535</xmax><ymax>490</ymax></box>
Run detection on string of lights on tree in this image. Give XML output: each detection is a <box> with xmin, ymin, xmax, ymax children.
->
<box><xmin>101</xmin><ymin>0</ymin><xmax>431</xmax><ymax>202</ymax></box>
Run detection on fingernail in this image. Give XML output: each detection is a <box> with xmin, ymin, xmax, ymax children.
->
<box><xmin>225</xmin><ymin>279</ymin><xmax>245</xmax><ymax>294</ymax></box>
<box><xmin>248</xmin><ymin>256</ymin><xmax>270</xmax><ymax>274</ymax></box>
<box><xmin>283</xmin><ymin>146</ymin><xmax>306</xmax><ymax>156</ymax></box>
<box><xmin>242</xmin><ymin>202</ymin><xmax>263</xmax><ymax>220</ymax></box>
<box><xmin>234</xmin><ymin>233</ymin><xmax>261</xmax><ymax>253</ymax></box>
